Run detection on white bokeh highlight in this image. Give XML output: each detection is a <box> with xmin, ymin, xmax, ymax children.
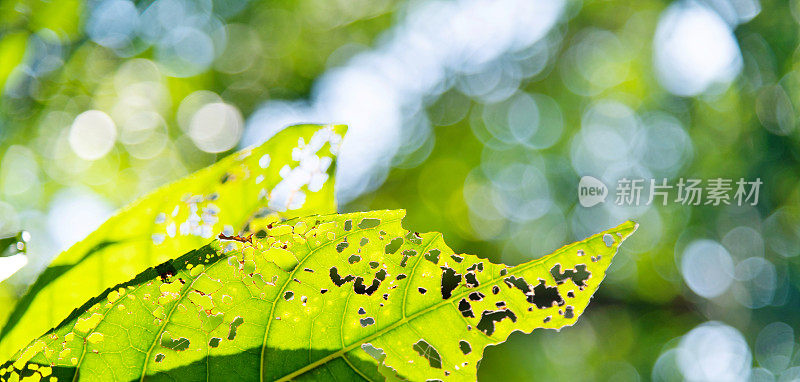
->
<box><xmin>680</xmin><ymin>239</ymin><xmax>734</xmax><ymax>298</ymax></box>
<box><xmin>243</xmin><ymin>0</ymin><xmax>566</xmax><ymax>204</ymax></box>
<box><xmin>654</xmin><ymin>1</ymin><xmax>743</xmax><ymax>96</ymax></box>
<box><xmin>68</xmin><ymin>110</ymin><xmax>118</xmax><ymax>161</ymax></box>
<box><xmin>677</xmin><ymin>322</ymin><xmax>752</xmax><ymax>381</ymax></box>
<box><xmin>188</xmin><ymin>102</ymin><xmax>244</xmax><ymax>153</ymax></box>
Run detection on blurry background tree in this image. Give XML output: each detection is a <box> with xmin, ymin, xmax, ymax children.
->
<box><xmin>1</xmin><ymin>0</ymin><xmax>800</xmax><ymax>380</ymax></box>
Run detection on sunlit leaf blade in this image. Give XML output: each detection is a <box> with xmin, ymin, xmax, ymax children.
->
<box><xmin>1</xmin><ymin>210</ymin><xmax>635</xmax><ymax>381</ymax></box>
<box><xmin>0</xmin><ymin>124</ymin><xmax>346</xmax><ymax>362</ymax></box>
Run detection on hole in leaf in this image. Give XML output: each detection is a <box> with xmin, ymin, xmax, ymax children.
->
<box><xmin>361</xmin><ymin>343</ymin><xmax>385</xmax><ymax>361</ymax></box>
<box><xmin>283</xmin><ymin>291</ymin><xmax>294</xmax><ymax>301</ymax></box>
<box><xmin>360</xmin><ymin>237</ymin><xmax>369</xmax><ymax>246</ymax></box>
<box><xmin>348</xmin><ymin>255</ymin><xmax>361</xmax><ymax>264</ymax></box>
<box><xmin>468</xmin><ymin>292</ymin><xmax>485</xmax><ymax>301</ymax></box>
<box><xmin>156</xmin><ymin>262</ymin><xmax>178</xmax><ymax>283</ymax></box>
<box><xmin>209</xmin><ymin>338</ymin><xmax>221</xmax><ymax>348</ymax></box>
<box><xmin>425</xmin><ymin>249</ymin><xmax>441</xmax><ymax>264</ymax></box>
<box><xmin>465</xmin><ymin>272</ymin><xmax>479</xmax><ymax>288</ymax></box>
<box><xmin>385</xmin><ymin>238</ymin><xmax>404</xmax><ymax>254</ymax></box>
<box><xmin>155</xmin><ymin>353</ymin><xmax>165</xmax><ymax>363</ymax></box>
<box><xmin>531</xmin><ymin>279</ymin><xmax>565</xmax><ymax>308</ymax></box>
<box><xmin>418</xmin><ymin>287</ymin><xmax>427</xmax><ymax>294</ymax></box>
<box><xmin>412</xmin><ymin>340</ymin><xmax>442</xmax><ymax>369</ymax></box>
<box><xmin>603</xmin><ymin>234</ymin><xmax>614</xmax><ymax>247</ymax></box>
<box><xmin>564</xmin><ymin>306</ymin><xmax>574</xmax><ymax>319</ymax></box>
<box><xmin>405</xmin><ymin>231</ymin><xmax>423</xmax><ymax>245</ymax></box>
<box><xmin>358</xmin><ymin>218</ymin><xmax>380</xmax><ymax>229</ymax></box>
<box><xmin>550</xmin><ymin>264</ymin><xmax>591</xmax><ymax>288</ymax></box>
<box><xmin>336</xmin><ymin>239</ymin><xmax>349</xmax><ymax>253</ymax></box>
<box><xmin>400</xmin><ymin>250</ymin><xmax>417</xmax><ymax>267</ymax></box>
<box><xmin>344</xmin><ymin>220</ymin><xmax>353</xmax><ymax>231</ymax></box>
<box><xmin>360</xmin><ymin>317</ymin><xmax>375</xmax><ymax>327</ymax></box>
<box><xmin>477</xmin><ymin>309</ymin><xmax>517</xmax><ymax>336</ymax></box>
<box><xmin>459</xmin><ymin>340</ymin><xmax>472</xmax><ymax>355</ymax></box>
<box><xmin>440</xmin><ymin>267</ymin><xmax>462</xmax><ymax>299</ymax></box>
<box><xmin>450</xmin><ymin>255</ymin><xmax>463</xmax><ymax>263</ymax></box>
<box><xmin>160</xmin><ymin>333</ymin><xmax>190</xmax><ymax>351</ymax></box>
<box><xmin>504</xmin><ymin>276</ymin><xmax>532</xmax><ymax>296</ymax></box>
<box><xmin>227</xmin><ymin>316</ymin><xmax>244</xmax><ymax>340</ymax></box>
<box><xmin>458</xmin><ymin>299</ymin><xmax>474</xmax><ymax>318</ymax></box>
<box><xmin>353</xmin><ymin>269</ymin><xmax>387</xmax><ymax>296</ymax></box>
<box><xmin>466</xmin><ymin>263</ymin><xmax>484</xmax><ymax>272</ymax></box>
<box><xmin>329</xmin><ymin>267</ymin><xmax>355</xmax><ymax>287</ymax></box>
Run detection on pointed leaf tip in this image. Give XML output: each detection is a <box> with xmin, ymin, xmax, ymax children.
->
<box><xmin>3</xmin><ymin>212</ymin><xmax>636</xmax><ymax>382</ymax></box>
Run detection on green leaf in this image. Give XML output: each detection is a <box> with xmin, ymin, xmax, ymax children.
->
<box><xmin>0</xmin><ymin>124</ymin><xmax>346</xmax><ymax>362</ymax></box>
<box><xmin>1</xmin><ymin>210</ymin><xmax>636</xmax><ymax>381</ymax></box>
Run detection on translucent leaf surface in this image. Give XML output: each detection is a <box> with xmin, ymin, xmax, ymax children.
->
<box><xmin>0</xmin><ymin>124</ymin><xmax>346</xmax><ymax>362</ymax></box>
<box><xmin>1</xmin><ymin>210</ymin><xmax>636</xmax><ymax>381</ymax></box>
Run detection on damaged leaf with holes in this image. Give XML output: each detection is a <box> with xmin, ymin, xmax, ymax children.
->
<box><xmin>0</xmin><ymin>124</ymin><xmax>346</xmax><ymax>362</ymax></box>
<box><xmin>1</xmin><ymin>210</ymin><xmax>635</xmax><ymax>381</ymax></box>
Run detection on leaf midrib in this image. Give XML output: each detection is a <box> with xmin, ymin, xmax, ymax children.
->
<box><xmin>138</xmin><ymin>248</ymin><xmax>232</xmax><ymax>382</ymax></box>
<box><xmin>259</xmin><ymin>215</ymin><xmax>404</xmax><ymax>382</ymax></box>
<box><xmin>274</xmin><ymin>223</ymin><xmax>633</xmax><ymax>381</ymax></box>
<box><xmin>0</xmin><ymin>157</ymin><xmax>253</xmax><ymax>356</ymax></box>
